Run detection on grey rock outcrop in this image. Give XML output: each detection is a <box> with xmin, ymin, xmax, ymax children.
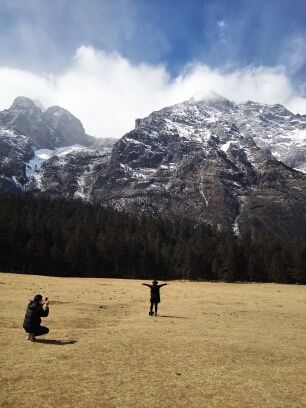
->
<box><xmin>0</xmin><ymin>97</ymin><xmax>115</xmax><ymax>193</ymax></box>
<box><xmin>91</xmin><ymin>95</ymin><xmax>306</xmax><ymax>242</ymax></box>
<box><xmin>0</xmin><ymin>96</ymin><xmax>94</xmax><ymax>149</ymax></box>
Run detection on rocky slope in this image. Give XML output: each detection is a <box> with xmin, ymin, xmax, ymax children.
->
<box><xmin>91</xmin><ymin>94</ymin><xmax>306</xmax><ymax>242</ymax></box>
<box><xmin>0</xmin><ymin>96</ymin><xmax>95</xmax><ymax>148</ymax></box>
<box><xmin>0</xmin><ymin>94</ymin><xmax>305</xmax><ymax>242</ymax></box>
<box><xmin>0</xmin><ymin>97</ymin><xmax>115</xmax><ymax>196</ymax></box>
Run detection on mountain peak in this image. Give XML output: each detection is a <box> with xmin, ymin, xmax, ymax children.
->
<box><xmin>190</xmin><ymin>91</ymin><xmax>229</xmax><ymax>104</ymax></box>
<box><xmin>10</xmin><ymin>96</ymin><xmax>42</xmax><ymax>111</ymax></box>
<box><xmin>0</xmin><ymin>96</ymin><xmax>94</xmax><ymax>149</ymax></box>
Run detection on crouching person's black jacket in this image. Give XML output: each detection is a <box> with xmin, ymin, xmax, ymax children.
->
<box><xmin>23</xmin><ymin>300</ymin><xmax>49</xmax><ymax>332</ymax></box>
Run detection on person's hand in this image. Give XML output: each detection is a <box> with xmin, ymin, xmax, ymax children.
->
<box><xmin>44</xmin><ymin>298</ymin><xmax>49</xmax><ymax>306</ymax></box>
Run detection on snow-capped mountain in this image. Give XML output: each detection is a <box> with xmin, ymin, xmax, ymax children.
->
<box><xmin>0</xmin><ymin>94</ymin><xmax>305</xmax><ymax>241</ymax></box>
<box><xmin>0</xmin><ymin>96</ymin><xmax>94</xmax><ymax>149</ymax></box>
<box><xmin>0</xmin><ymin>97</ymin><xmax>116</xmax><ymax>196</ymax></box>
<box><xmin>91</xmin><ymin>93</ymin><xmax>306</xmax><ymax>242</ymax></box>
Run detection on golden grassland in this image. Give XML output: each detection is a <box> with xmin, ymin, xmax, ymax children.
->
<box><xmin>0</xmin><ymin>273</ymin><xmax>305</xmax><ymax>408</ymax></box>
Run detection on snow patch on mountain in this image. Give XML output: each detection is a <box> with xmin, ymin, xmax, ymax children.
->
<box><xmin>233</xmin><ymin>217</ymin><xmax>240</xmax><ymax>236</ymax></box>
<box><xmin>199</xmin><ymin>183</ymin><xmax>209</xmax><ymax>206</ymax></box>
<box><xmin>26</xmin><ymin>149</ymin><xmax>53</xmax><ymax>176</ymax></box>
<box><xmin>25</xmin><ymin>145</ymin><xmax>91</xmax><ymax>188</ymax></box>
<box><xmin>12</xmin><ymin>176</ymin><xmax>23</xmax><ymax>188</ymax></box>
<box><xmin>220</xmin><ymin>141</ymin><xmax>232</xmax><ymax>153</ymax></box>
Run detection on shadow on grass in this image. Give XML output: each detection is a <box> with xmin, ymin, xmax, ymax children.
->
<box><xmin>34</xmin><ymin>339</ymin><xmax>77</xmax><ymax>345</ymax></box>
<box><xmin>158</xmin><ymin>315</ymin><xmax>188</xmax><ymax>319</ymax></box>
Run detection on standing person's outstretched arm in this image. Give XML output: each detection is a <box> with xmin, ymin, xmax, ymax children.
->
<box><xmin>158</xmin><ymin>283</ymin><xmax>168</xmax><ymax>288</ymax></box>
<box><xmin>142</xmin><ymin>283</ymin><xmax>151</xmax><ymax>288</ymax></box>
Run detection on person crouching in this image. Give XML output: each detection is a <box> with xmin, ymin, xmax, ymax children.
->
<box><xmin>23</xmin><ymin>294</ymin><xmax>49</xmax><ymax>342</ymax></box>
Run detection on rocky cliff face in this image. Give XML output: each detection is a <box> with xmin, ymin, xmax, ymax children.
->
<box><xmin>91</xmin><ymin>94</ymin><xmax>306</xmax><ymax>242</ymax></box>
<box><xmin>0</xmin><ymin>97</ymin><xmax>115</xmax><ymax>195</ymax></box>
<box><xmin>0</xmin><ymin>96</ymin><xmax>94</xmax><ymax>149</ymax></box>
<box><xmin>24</xmin><ymin>145</ymin><xmax>111</xmax><ymax>200</ymax></box>
<box><xmin>0</xmin><ymin>94</ymin><xmax>305</xmax><ymax>242</ymax></box>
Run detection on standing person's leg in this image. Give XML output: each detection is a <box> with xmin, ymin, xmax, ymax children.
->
<box><xmin>150</xmin><ymin>301</ymin><xmax>154</xmax><ymax>315</ymax></box>
<box><xmin>154</xmin><ymin>302</ymin><xmax>158</xmax><ymax>316</ymax></box>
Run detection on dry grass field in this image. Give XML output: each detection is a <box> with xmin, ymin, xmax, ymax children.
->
<box><xmin>0</xmin><ymin>273</ymin><xmax>305</xmax><ymax>408</ymax></box>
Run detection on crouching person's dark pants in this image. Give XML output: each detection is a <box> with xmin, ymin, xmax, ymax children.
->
<box><xmin>24</xmin><ymin>326</ymin><xmax>49</xmax><ymax>336</ymax></box>
<box><xmin>33</xmin><ymin>326</ymin><xmax>49</xmax><ymax>336</ymax></box>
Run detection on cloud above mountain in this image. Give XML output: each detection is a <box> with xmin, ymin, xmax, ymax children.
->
<box><xmin>0</xmin><ymin>46</ymin><xmax>305</xmax><ymax>138</ymax></box>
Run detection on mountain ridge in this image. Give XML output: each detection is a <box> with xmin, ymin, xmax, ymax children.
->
<box><xmin>0</xmin><ymin>94</ymin><xmax>305</xmax><ymax>242</ymax></box>
<box><xmin>91</xmin><ymin>95</ymin><xmax>306</xmax><ymax>242</ymax></box>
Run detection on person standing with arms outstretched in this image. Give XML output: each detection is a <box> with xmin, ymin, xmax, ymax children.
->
<box><xmin>142</xmin><ymin>280</ymin><xmax>167</xmax><ymax>316</ymax></box>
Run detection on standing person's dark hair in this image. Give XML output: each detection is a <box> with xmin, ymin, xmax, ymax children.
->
<box><xmin>142</xmin><ymin>280</ymin><xmax>168</xmax><ymax>316</ymax></box>
<box><xmin>23</xmin><ymin>294</ymin><xmax>50</xmax><ymax>342</ymax></box>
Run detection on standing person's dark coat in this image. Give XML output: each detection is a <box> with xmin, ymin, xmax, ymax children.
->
<box><xmin>142</xmin><ymin>281</ymin><xmax>168</xmax><ymax>316</ymax></box>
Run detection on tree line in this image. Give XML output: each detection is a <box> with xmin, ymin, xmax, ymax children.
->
<box><xmin>0</xmin><ymin>193</ymin><xmax>305</xmax><ymax>283</ymax></box>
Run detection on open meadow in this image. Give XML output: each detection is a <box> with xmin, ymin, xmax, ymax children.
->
<box><xmin>0</xmin><ymin>273</ymin><xmax>305</xmax><ymax>408</ymax></box>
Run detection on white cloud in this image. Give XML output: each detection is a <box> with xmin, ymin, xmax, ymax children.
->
<box><xmin>286</xmin><ymin>97</ymin><xmax>306</xmax><ymax>115</ymax></box>
<box><xmin>217</xmin><ymin>20</ymin><xmax>226</xmax><ymax>29</ymax></box>
<box><xmin>279</xmin><ymin>34</ymin><xmax>306</xmax><ymax>76</ymax></box>
<box><xmin>0</xmin><ymin>45</ymin><xmax>306</xmax><ymax>139</ymax></box>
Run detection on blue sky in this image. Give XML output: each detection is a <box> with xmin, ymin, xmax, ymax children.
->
<box><xmin>0</xmin><ymin>0</ymin><xmax>306</xmax><ymax>137</ymax></box>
